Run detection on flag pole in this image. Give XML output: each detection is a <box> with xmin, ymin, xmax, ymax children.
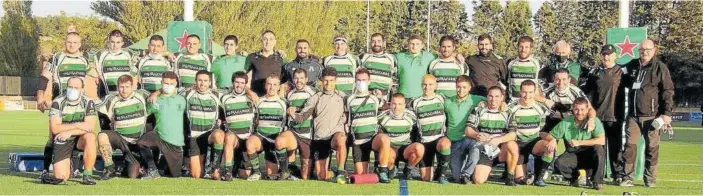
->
<box><xmin>619</xmin><ymin>0</ymin><xmax>629</xmax><ymax>28</ymax></box>
<box><xmin>366</xmin><ymin>0</ymin><xmax>370</xmax><ymax>53</ymax></box>
<box><xmin>426</xmin><ymin>0</ymin><xmax>431</xmax><ymax>51</ymax></box>
<box><xmin>184</xmin><ymin>0</ymin><xmax>194</xmax><ymax>21</ymax></box>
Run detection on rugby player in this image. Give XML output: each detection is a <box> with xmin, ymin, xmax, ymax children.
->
<box><xmin>428</xmin><ymin>35</ymin><xmax>467</xmax><ymax>98</ymax></box>
<box><xmin>445</xmin><ymin>75</ymin><xmax>486</xmax><ymax>184</ymax></box>
<box><xmin>173</xmin><ymin>34</ymin><xmax>213</xmax><ymax>88</ymax></box>
<box><xmin>323</xmin><ymin>35</ymin><xmax>361</xmax><ymax>95</ymax></box>
<box><xmin>360</xmin><ymin>33</ymin><xmax>396</xmax><ymax>105</ymax></box>
<box><xmin>506</xmin><ymin>36</ymin><xmax>542</xmax><ymax>101</ymax></box>
<box><xmin>212</xmin><ymin>35</ymin><xmax>248</xmax><ymax>89</ymax></box>
<box><xmin>411</xmin><ymin>75</ymin><xmax>451</xmax><ymax>184</ymax></box>
<box><xmin>284</xmin><ymin>68</ymin><xmax>318</xmax><ymax>180</ymax></box>
<box><xmin>379</xmin><ymin>93</ymin><xmax>424</xmax><ymax>180</ymax></box>
<box><xmin>221</xmin><ymin>71</ymin><xmax>258</xmax><ymax>181</ymax></box>
<box><xmin>136</xmin><ymin>35</ymin><xmax>174</xmax><ymax>93</ymax></box>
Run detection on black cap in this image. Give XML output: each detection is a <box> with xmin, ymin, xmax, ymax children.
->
<box><xmin>601</xmin><ymin>44</ymin><xmax>615</xmax><ymax>55</ymax></box>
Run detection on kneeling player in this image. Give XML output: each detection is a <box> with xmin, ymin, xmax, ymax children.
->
<box><xmin>42</xmin><ymin>77</ymin><xmax>98</xmax><ymax>185</ymax></box>
<box><xmin>540</xmin><ymin>97</ymin><xmax>606</xmax><ymax>190</ymax></box>
<box><xmin>181</xmin><ymin>70</ymin><xmax>225</xmax><ymax>179</ymax></box>
<box><xmin>221</xmin><ymin>71</ymin><xmax>258</xmax><ymax>181</ymax></box>
<box><xmin>466</xmin><ymin>86</ymin><xmax>519</xmax><ymax>185</ymax></box>
<box><xmin>411</xmin><ymin>75</ymin><xmax>451</xmax><ymax>184</ymax></box>
<box><xmin>245</xmin><ymin>74</ymin><xmax>295</xmax><ymax>181</ymax></box>
<box><xmin>380</xmin><ymin>94</ymin><xmax>425</xmax><ymax>180</ymax></box>
<box><xmin>97</xmin><ymin>75</ymin><xmax>149</xmax><ymax>179</ymax></box>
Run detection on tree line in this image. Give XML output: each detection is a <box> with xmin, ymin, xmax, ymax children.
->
<box><xmin>0</xmin><ymin>0</ymin><xmax>701</xmax><ymax>105</ymax></box>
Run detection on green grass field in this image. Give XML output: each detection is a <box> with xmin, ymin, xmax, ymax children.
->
<box><xmin>1</xmin><ymin>111</ymin><xmax>702</xmax><ymax>195</ymax></box>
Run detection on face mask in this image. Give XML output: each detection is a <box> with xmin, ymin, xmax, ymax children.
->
<box><xmin>555</xmin><ymin>55</ymin><xmax>568</xmax><ymax>63</ymax></box>
<box><xmin>162</xmin><ymin>84</ymin><xmax>176</xmax><ymax>94</ymax></box>
<box><xmin>66</xmin><ymin>88</ymin><xmax>81</xmax><ymax>101</ymax></box>
<box><xmin>355</xmin><ymin>81</ymin><xmax>368</xmax><ymax>93</ymax></box>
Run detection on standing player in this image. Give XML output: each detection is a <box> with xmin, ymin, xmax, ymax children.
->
<box><xmin>345</xmin><ymin>68</ymin><xmax>392</xmax><ymax>183</ymax></box>
<box><xmin>411</xmin><ymin>75</ymin><xmax>451</xmax><ymax>184</ymax></box>
<box><xmin>285</xmin><ymin>69</ymin><xmax>317</xmax><ymax>180</ymax></box>
<box><xmin>173</xmin><ymin>34</ymin><xmax>212</xmax><ymax>88</ymax></box>
<box><xmin>244</xmin><ymin>74</ymin><xmax>293</xmax><ymax>181</ymax></box>
<box><xmin>323</xmin><ymin>35</ymin><xmax>361</xmax><ymax>95</ymax></box>
<box><xmin>506</xmin><ymin>36</ymin><xmax>541</xmax><ymax>101</ymax></box>
<box><xmin>360</xmin><ymin>33</ymin><xmax>396</xmax><ymax>104</ymax></box>
<box><xmin>138</xmin><ymin>71</ymin><xmax>187</xmax><ymax>179</ymax></box>
<box><xmin>379</xmin><ymin>93</ymin><xmax>424</xmax><ymax>180</ymax></box>
<box><xmin>96</xmin><ymin>75</ymin><xmax>149</xmax><ymax>180</ymax></box>
<box><xmin>246</xmin><ymin>30</ymin><xmax>287</xmax><ymax>96</ymax></box>
<box><xmin>469</xmin><ymin>86</ymin><xmax>518</xmax><ymax>185</ymax></box>
<box><xmin>395</xmin><ymin>35</ymin><xmax>438</xmax><ymax>102</ymax></box>
<box><xmin>41</xmin><ymin>77</ymin><xmax>98</xmax><ymax>185</ymax></box>
<box><xmin>212</xmin><ymin>35</ymin><xmax>248</xmax><ymax>89</ymax></box>
<box><xmin>466</xmin><ymin>34</ymin><xmax>507</xmax><ymax>97</ymax></box>
<box><xmin>542</xmin><ymin>69</ymin><xmax>593</xmax><ymax>134</ymax></box>
<box><xmin>221</xmin><ymin>71</ymin><xmax>258</xmax><ymax>181</ymax></box>
<box><xmin>94</xmin><ymin>30</ymin><xmax>139</xmax><ymax>96</ymax></box>
<box><xmin>281</xmin><ymin>39</ymin><xmax>324</xmax><ymax>93</ymax></box>
<box><xmin>428</xmin><ymin>35</ymin><xmax>466</xmax><ymax>97</ymax></box>
<box><xmin>180</xmin><ymin>70</ymin><xmax>226</xmax><ymax>179</ymax></box>
<box><xmin>287</xmin><ymin>67</ymin><xmax>348</xmax><ymax>183</ymax></box>
<box><xmin>137</xmin><ymin>35</ymin><xmax>174</xmax><ymax>93</ymax></box>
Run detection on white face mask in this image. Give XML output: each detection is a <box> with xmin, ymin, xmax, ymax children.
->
<box><xmin>162</xmin><ymin>84</ymin><xmax>176</xmax><ymax>94</ymax></box>
<box><xmin>66</xmin><ymin>88</ymin><xmax>81</xmax><ymax>101</ymax></box>
<box><xmin>355</xmin><ymin>81</ymin><xmax>368</xmax><ymax>93</ymax></box>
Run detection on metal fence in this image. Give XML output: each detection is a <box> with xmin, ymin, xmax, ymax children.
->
<box><xmin>0</xmin><ymin>76</ymin><xmax>39</xmax><ymax>96</ymax></box>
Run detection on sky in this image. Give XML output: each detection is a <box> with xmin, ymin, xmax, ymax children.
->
<box><xmin>0</xmin><ymin>0</ymin><xmax>545</xmax><ymax>19</ymax></box>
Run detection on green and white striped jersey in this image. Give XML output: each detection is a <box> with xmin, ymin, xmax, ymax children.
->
<box><xmin>544</xmin><ymin>85</ymin><xmax>588</xmax><ymax>119</ymax></box>
<box><xmin>220</xmin><ymin>90</ymin><xmax>256</xmax><ymax>140</ymax></box>
<box><xmin>286</xmin><ymin>86</ymin><xmax>317</xmax><ymax>140</ymax></box>
<box><xmin>507</xmin><ymin>101</ymin><xmax>550</xmax><ymax>142</ymax></box>
<box><xmin>98</xmin><ymin>89</ymin><xmax>150</xmax><ymax>143</ymax></box>
<box><xmin>467</xmin><ymin>104</ymin><xmax>509</xmax><ymax>136</ymax></box>
<box><xmin>361</xmin><ymin>53</ymin><xmax>396</xmax><ymax>101</ymax></box>
<box><xmin>411</xmin><ymin>95</ymin><xmax>446</xmax><ymax>143</ymax></box>
<box><xmin>323</xmin><ymin>54</ymin><xmax>360</xmax><ymax>95</ymax></box>
<box><xmin>345</xmin><ymin>94</ymin><xmax>381</xmax><ymax>145</ymax></box>
<box><xmin>181</xmin><ymin>89</ymin><xmax>221</xmax><ymax>137</ymax></box>
<box><xmin>137</xmin><ymin>54</ymin><xmax>174</xmax><ymax>93</ymax></box>
<box><xmin>49</xmin><ymin>95</ymin><xmax>97</xmax><ymax>142</ymax></box>
<box><xmin>256</xmin><ymin>96</ymin><xmax>287</xmax><ymax>142</ymax></box>
<box><xmin>46</xmin><ymin>53</ymin><xmax>91</xmax><ymax>94</ymax></box>
<box><xmin>378</xmin><ymin>110</ymin><xmax>417</xmax><ymax>147</ymax></box>
<box><xmin>95</xmin><ymin>50</ymin><xmax>138</xmax><ymax>93</ymax></box>
<box><xmin>428</xmin><ymin>59</ymin><xmax>466</xmax><ymax>97</ymax></box>
<box><xmin>507</xmin><ymin>56</ymin><xmax>541</xmax><ymax>101</ymax></box>
<box><xmin>175</xmin><ymin>53</ymin><xmax>212</xmax><ymax>88</ymax></box>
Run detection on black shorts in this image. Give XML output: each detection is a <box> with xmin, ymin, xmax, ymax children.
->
<box><xmin>255</xmin><ymin>134</ymin><xmax>277</xmax><ymax>163</ymax></box>
<box><xmin>543</xmin><ymin>117</ymin><xmax>562</xmax><ymax>133</ymax></box>
<box><xmin>100</xmin><ymin>130</ymin><xmax>140</xmax><ymax>163</ymax></box>
<box><xmin>311</xmin><ymin>138</ymin><xmax>333</xmax><ymax>160</ymax></box>
<box><xmin>352</xmin><ymin>141</ymin><xmax>374</xmax><ymax>163</ymax></box>
<box><xmin>188</xmin><ymin>132</ymin><xmax>213</xmax><ymax>157</ymax></box>
<box><xmin>52</xmin><ymin>136</ymin><xmax>80</xmax><ymax>163</ymax></box>
<box><xmin>420</xmin><ymin>140</ymin><xmax>439</xmax><ymax>168</ymax></box>
<box><xmin>392</xmin><ymin>144</ymin><xmax>411</xmax><ymax>163</ymax></box>
<box><xmin>137</xmin><ymin>131</ymin><xmax>183</xmax><ymax>177</ymax></box>
<box><xmin>295</xmin><ymin>133</ymin><xmax>312</xmax><ymax>160</ymax></box>
<box><xmin>518</xmin><ymin>139</ymin><xmax>540</xmax><ymax>164</ymax></box>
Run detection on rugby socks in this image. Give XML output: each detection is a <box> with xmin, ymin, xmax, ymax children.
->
<box><xmin>211</xmin><ymin>144</ymin><xmax>224</xmax><ymax>171</ymax></box>
<box><xmin>438</xmin><ymin>148</ymin><xmax>451</xmax><ymax>176</ymax></box>
<box><xmin>276</xmin><ymin>149</ymin><xmax>289</xmax><ymax>172</ymax></box>
<box><xmin>534</xmin><ymin>156</ymin><xmax>552</xmax><ymax>181</ymax></box>
<box><xmin>246</xmin><ymin>153</ymin><xmax>260</xmax><ymax>174</ymax></box>
<box><xmin>71</xmin><ymin>150</ymin><xmax>81</xmax><ymax>174</ymax></box>
<box><xmin>139</xmin><ymin>147</ymin><xmax>158</xmax><ymax>170</ymax></box>
<box><xmin>83</xmin><ymin>170</ymin><xmax>93</xmax><ymax>176</ymax></box>
<box><xmin>43</xmin><ymin>146</ymin><xmax>53</xmax><ymax>171</ymax></box>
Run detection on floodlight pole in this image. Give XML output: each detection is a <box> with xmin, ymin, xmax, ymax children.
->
<box><xmin>184</xmin><ymin>0</ymin><xmax>194</xmax><ymax>21</ymax></box>
<box><xmin>619</xmin><ymin>0</ymin><xmax>629</xmax><ymax>28</ymax></box>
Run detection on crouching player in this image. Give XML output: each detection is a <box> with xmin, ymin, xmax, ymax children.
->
<box><xmin>411</xmin><ymin>75</ymin><xmax>451</xmax><ymax>184</ymax></box>
<box><xmin>379</xmin><ymin>93</ymin><xmax>425</xmax><ymax>180</ymax></box>
<box><xmin>41</xmin><ymin>77</ymin><xmax>98</xmax><ymax>185</ymax></box>
<box><xmin>221</xmin><ymin>71</ymin><xmax>258</xmax><ymax>180</ymax></box>
<box><xmin>467</xmin><ymin>86</ymin><xmax>518</xmax><ymax>185</ymax></box>
<box><xmin>540</xmin><ymin>97</ymin><xmax>606</xmax><ymax>190</ymax></box>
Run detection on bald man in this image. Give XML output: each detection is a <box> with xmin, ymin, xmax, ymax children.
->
<box><xmin>539</xmin><ymin>41</ymin><xmax>581</xmax><ymax>88</ymax></box>
<box><xmin>620</xmin><ymin>39</ymin><xmax>674</xmax><ymax>188</ymax></box>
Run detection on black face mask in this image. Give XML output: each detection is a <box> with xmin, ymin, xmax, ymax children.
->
<box><xmin>554</xmin><ymin>55</ymin><xmax>568</xmax><ymax>63</ymax></box>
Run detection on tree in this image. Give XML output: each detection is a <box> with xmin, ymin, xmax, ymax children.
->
<box><xmin>91</xmin><ymin>1</ymin><xmax>183</xmax><ymax>44</ymax></box>
<box><xmin>470</xmin><ymin>0</ymin><xmax>505</xmax><ymax>55</ymax></box>
<box><xmin>0</xmin><ymin>0</ymin><xmax>40</xmax><ymax>76</ymax></box>
<box><xmin>501</xmin><ymin>1</ymin><xmax>534</xmax><ymax>58</ymax></box>
<box><xmin>573</xmin><ymin>1</ymin><xmax>618</xmax><ymax>68</ymax></box>
<box><xmin>664</xmin><ymin>1</ymin><xmax>703</xmax><ymax>56</ymax></box>
<box><xmin>533</xmin><ymin>2</ymin><xmax>557</xmax><ymax>58</ymax></box>
<box><xmin>35</xmin><ymin>12</ymin><xmax>122</xmax><ymax>53</ymax></box>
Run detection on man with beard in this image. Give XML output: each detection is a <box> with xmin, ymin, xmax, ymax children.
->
<box><xmin>466</xmin><ymin>34</ymin><xmax>507</xmax><ymax>97</ymax></box>
<box><xmin>282</xmin><ymin>39</ymin><xmax>324</xmax><ymax>93</ymax></box>
<box><xmin>220</xmin><ymin>71</ymin><xmax>259</xmax><ymax>181</ymax></box>
<box><xmin>360</xmin><ymin>33</ymin><xmax>396</xmax><ymax>104</ymax></box>
<box><xmin>506</xmin><ymin>36</ymin><xmax>542</xmax><ymax>101</ymax></box>
<box><xmin>429</xmin><ymin>35</ymin><xmax>467</xmax><ymax>97</ymax></box>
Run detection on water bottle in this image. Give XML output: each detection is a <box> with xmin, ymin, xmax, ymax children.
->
<box><xmin>399</xmin><ymin>179</ymin><xmax>408</xmax><ymax>196</ymax></box>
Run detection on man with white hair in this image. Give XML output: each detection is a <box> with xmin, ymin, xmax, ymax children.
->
<box><xmin>539</xmin><ymin>41</ymin><xmax>582</xmax><ymax>88</ymax></box>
